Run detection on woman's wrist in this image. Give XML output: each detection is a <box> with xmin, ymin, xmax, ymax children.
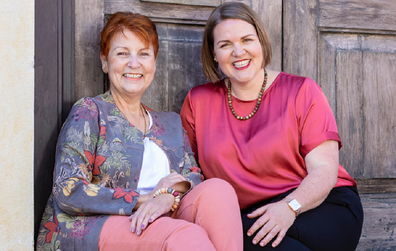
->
<box><xmin>153</xmin><ymin>188</ymin><xmax>181</xmax><ymax>211</ymax></box>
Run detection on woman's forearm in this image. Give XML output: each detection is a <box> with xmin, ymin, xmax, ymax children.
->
<box><xmin>284</xmin><ymin>140</ymin><xmax>339</xmax><ymax>214</ymax></box>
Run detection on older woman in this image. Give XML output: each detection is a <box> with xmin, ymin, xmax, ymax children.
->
<box><xmin>36</xmin><ymin>12</ymin><xmax>242</xmax><ymax>251</ymax></box>
<box><xmin>181</xmin><ymin>2</ymin><xmax>363</xmax><ymax>251</ymax></box>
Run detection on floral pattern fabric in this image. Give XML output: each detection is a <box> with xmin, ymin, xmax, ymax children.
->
<box><xmin>37</xmin><ymin>92</ymin><xmax>203</xmax><ymax>251</ymax></box>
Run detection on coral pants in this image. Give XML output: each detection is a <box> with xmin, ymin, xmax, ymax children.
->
<box><xmin>99</xmin><ymin>178</ymin><xmax>243</xmax><ymax>251</ymax></box>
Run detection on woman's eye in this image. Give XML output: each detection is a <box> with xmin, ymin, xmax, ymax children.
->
<box><xmin>140</xmin><ymin>52</ymin><xmax>150</xmax><ymax>57</ymax></box>
<box><xmin>117</xmin><ymin>52</ymin><xmax>128</xmax><ymax>56</ymax></box>
<box><xmin>219</xmin><ymin>43</ymin><xmax>230</xmax><ymax>48</ymax></box>
<box><xmin>243</xmin><ymin>38</ymin><xmax>252</xmax><ymax>43</ymax></box>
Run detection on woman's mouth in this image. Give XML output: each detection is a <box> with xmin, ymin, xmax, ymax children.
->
<box><xmin>232</xmin><ymin>59</ymin><xmax>251</xmax><ymax>69</ymax></box>
<box><xmin>123</xmin><ymin>73</ymin><xmax>143</xmax><ymax>78</ymax></box>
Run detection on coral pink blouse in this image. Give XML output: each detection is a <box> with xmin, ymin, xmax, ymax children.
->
<box><xmin>180</xmin><ymin>72</ymin><xmax>356</xmax><ymax>210</ymax></box>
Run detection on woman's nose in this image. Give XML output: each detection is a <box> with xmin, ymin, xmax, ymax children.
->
<box><xmin>127</xmin><ymin>55</ymin><xmax>140</xmax><ymax>68</ymax></box>
<box><xmin>232</xmin><ymin>44</ymin><xmax>245</xmax><ymax>57</ymax></box>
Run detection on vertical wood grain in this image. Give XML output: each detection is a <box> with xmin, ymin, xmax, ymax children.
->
<box><xmin>283</xmin><ymin>0</ymin><xmax>318</xmax><ymax>80</ymax></box>
<box><xmin>336</xmin><ymin>50</ymin><xmax>365</xmax><ymax>177</ymax></box>
<box><xmin>252</xmin><ymin>0</ymin><xmax>282</xmax><ymax>71</ymax></box>
<box><xmin>166</xmin><ymin>24</ymin><xmax>207</xmax><ymax>112</ymax></box>
<box><xmin>75</xmin><ymin>0</ymin><xmax>104</xmax><ymax>100</ymax></box>
<box><xmin>362</xmin><ymin>51</ymin><xmax>396</xmax><ymax>177</ymax></box>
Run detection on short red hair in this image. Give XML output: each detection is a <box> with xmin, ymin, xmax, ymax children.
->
<box><xmin>99</xmin><ymin>12</ymin><xmax>159</xmax><ymax>58</ymax></box>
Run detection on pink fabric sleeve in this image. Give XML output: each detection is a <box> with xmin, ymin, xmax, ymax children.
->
<box><xmin>180</xmin><ymin>91</ymin><xmax>198</xmax><ymax>160</ymax></box>
<box><xmin>296</xmin><ymin>78</ymin><xmax>342</xmax><ymax>157</ymax></box>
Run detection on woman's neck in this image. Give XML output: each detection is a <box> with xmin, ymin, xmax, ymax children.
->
<box><xmin>228</xmin><ymin>69</ymin><xmax>280</xmax><ymax>100</ymax></box>
<box><xmin>111</xmin><ymin>89</ymin><xmax>148</xmax><ymax>135</ymax></box>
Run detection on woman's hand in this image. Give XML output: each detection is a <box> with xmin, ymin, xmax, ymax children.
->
<box><xmin>149</xmin><ymin>172</ymin><xmax>187</xmax><ymax>197</ymax></box>
<box><xmin>247</xmin><ymin>200</ymin><xmax>296</xmax><ymax>248</ymax></box>
<box><xmin>129</xmin><ymin>194</ymin><xmax>174</xmax><ymax>235</ymax></box>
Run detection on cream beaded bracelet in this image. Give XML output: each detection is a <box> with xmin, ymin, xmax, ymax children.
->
<box><xmin>153</xmin><ymin>188</ymin><xmax>181</xmax><ymax>211</ymax></box>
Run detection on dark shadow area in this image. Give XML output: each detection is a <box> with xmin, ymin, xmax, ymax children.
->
<box><xmin>34</xmin><ymin>0</ymin><xmax>75</xmax><ymax>246</ymax></box>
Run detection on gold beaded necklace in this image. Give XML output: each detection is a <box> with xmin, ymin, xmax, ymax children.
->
<box><xmin>227</xmin><ymin>69</ymin><xmax>267</xmax><ymax>121</ymax></box>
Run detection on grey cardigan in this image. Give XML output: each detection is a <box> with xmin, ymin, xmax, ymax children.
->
<box><xmin>36</xmin><ymin>92</ymin><xmax>203</xmax><ymax>251</ymax></box>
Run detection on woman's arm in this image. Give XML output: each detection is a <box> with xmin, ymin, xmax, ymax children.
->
<box><xmin>53</xmin><ymin>97</ymin><xmax>139</xmax><ymax>216</ymax></box>
<box><xmin>247</xmin><ymin>140</ymin><xmax>339</xmax><ymax>248</ymax></box>
<box><xmin>285</xmin><ymin>140</ymin><xmax>338</xmax><ymax>211</ymax></box>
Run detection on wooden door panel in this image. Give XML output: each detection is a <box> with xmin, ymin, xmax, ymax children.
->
<box><xmin>319</xmin><ymin>33</ymin><xmax>396</xmax><ymax>180</ymax></box>
<box><xmin>318</xmin><ymin>0</ymin><xmax>396</xmax><ymax>31</ymax></box>
<box><xmin>104</xmin><ymin>0</ymin><xmax>213</xmax><ymax>25</ymax></box>
<box><xmin>286</xmin><ymin>1</ymin><xmax>396</xmax><ymax>249</ymax></box>
<box><xmin>142</xmin><ymin>23</ymin><xmax>207</xmax><ymax>112</ymax></box>
<box><xmin>363</xmin><ymin>51</ymin><xmax>396</xmax><ymax>177</ymax></box>
<box><xmin>141</xmin><ymin>0</ymin><xmax>220</xmax><ymax>6</ymax></box>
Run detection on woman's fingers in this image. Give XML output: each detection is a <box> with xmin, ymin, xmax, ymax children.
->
<box><xmin>247</xmin><ymin>213</ymin><xmax>268</xmax><ymax>237</ymax></box>
<box><xmin>130</xmin><ymin>194</ymin><xmax>175</xmax><ymax>235</ymax></box>
<box><xmin>247</xmin><ymin>201</ymin><xmax>295</xmax><ymax>247</ymax></box>
<box><xmin>272</xmin><ymin>229</ymin><xmax>287</xmax><ymax>248</ymax></box>
<box><xmin>258</xmin><ymin>224</ymin><xmax>280</xmax><ymax>247</ymax></box>
<box><xmin>129</xmin><ymin>212</ymin><xmax>138</xmax><ymax>233</ymax></box>
<box><xmin>156</xmin><ymin>173</ymin><xmax>186</xmax><ymax>189</ymax></box>
<box><xmin>247</xmin><ymin>205</ymin><xmax>267</xmax><ymax>218</ymax></box>
<box><xmin>136</xmin><ymin>209</ymin><xmax>153</xmax><ymax>235</ymax></box>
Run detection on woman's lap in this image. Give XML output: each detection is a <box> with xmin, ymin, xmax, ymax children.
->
<box><xmin>99</xmin><ymin>215</ymin><xmax>215</xmax><ymax>251</ymax></box>
<box><xmin>99</xmin><ymin>178</ymin><xmax>242</xmax><ymax>251</ymax></box>
<box><xmin>242</xmin><ymin>187</ymin><xmax>363</xmax><ymax>251</ymax></box>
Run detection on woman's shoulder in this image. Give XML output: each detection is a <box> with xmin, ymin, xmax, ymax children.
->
<box><xmin>272</xmin><ymin>72</ymin><xmax>322</xmax><ymax>97</ymax></box>
<box><xmin>188</xmin><ymin>79</ymin><xmax>225</xmax><ymax>101</ymax></box>
<box><xmin>71</xmin><ymin>92</ymin><xmax>113</xmax><ymax>109</ymax></box>
<box><xmin>150</xmin><ymin>110</ymin><xmax>181</xmax><ymax>121</ymax></box>
<box><xmin>275</xmin><ymin>72</ymin><xmax>309</xmax><ymax>85</ymax></box>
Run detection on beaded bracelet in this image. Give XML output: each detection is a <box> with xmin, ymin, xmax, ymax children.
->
<box><xmin>153</xmin><ymin>188</ymin><xmax>181</xmax><ymax>211</ymax></box>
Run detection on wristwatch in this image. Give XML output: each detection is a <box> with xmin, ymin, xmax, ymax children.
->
<box><xmin>286</xmin><ymin>199</ymin><xmax>302</xmax><ymax>217</ymax></box>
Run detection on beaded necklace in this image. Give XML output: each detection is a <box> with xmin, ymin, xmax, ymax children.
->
<box><xmin>227</xmin><ymin>69</ymin><xmax>267</xmax><ymax>121</ymax></box>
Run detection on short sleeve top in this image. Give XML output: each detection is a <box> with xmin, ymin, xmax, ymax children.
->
<box><xmin>180</xmin><ymin>72</ymin><xmax>356</xmax><ymax>210</ymax></box>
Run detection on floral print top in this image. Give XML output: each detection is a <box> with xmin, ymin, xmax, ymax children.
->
<box><xmin>36</xmin><ymin>92</ymin><xmax>203</xmax><ymax>251</ymax></box>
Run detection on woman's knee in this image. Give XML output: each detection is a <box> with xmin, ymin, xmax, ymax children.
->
<box><xmin>201</xmin><ymin>178</ymin><xmax>237</xmax><ymax>198</ymax></box>
<box><xmin>165</xmin><ymin>220</ymin><xmax>215</xmax><ymax>250</ymax></box>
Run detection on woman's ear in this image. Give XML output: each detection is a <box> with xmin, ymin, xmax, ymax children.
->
<box><xmin>100</xmin><ymin>54</ymin><xmax>108</xmax><ymax>74</ymax></box>
<box><xmin>212</xmin><ymin>50</ymin><xmax>217</xmax><ymax>62</ymax></box>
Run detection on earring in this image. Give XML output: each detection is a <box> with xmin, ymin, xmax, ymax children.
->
<box><xmin>214</xmin><ymin>57</ymin><xmax>217</xmax><ymax>62</ymax></box>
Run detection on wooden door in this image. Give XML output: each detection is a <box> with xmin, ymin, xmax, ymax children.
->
<box><xmin>36</xmin><ymin>0</ymin><xmax>395</xmax><ymax>249</ymax></box>
<box><xmin>283</xmin><ymin>0</ymin><xmax>396</xmax><ymax>249</ymax></box>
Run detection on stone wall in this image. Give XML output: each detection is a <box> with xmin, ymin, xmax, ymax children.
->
<box><xmin>0</xmin><ymin>0</ymin><xmax>35</xmax><ymax>250</ymax></box>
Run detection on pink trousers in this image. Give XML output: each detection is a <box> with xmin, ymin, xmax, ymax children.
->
<box><xmin>99</xmin><ymin>178</ymin><xmax>243</xmax><ymax>251</ymax></box>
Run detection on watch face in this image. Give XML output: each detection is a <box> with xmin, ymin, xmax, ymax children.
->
<box><xmin>289</xmin><ymin>199</ymin><xmax>301</xmax><ymax>211</ymax></box>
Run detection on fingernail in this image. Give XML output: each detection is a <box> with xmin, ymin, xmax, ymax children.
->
<box><xmin>149</xmin><ymin>218</ymin><xmax>153</xmax><ymax>223</ymax></box>
<box><xmin>260</xmin><ymin>242</ymin><xmax>265</xmax><ymax>247</ymax></box>
<box><xmin>131</xmin><ymin>228</ymin><xmax>135</xmax><ymax>233</ymax></box>
<box><xmin>136</xmin><ymin>230</ymin><xmax>140</xmax><ymax>235</ymax></box>
<box><xmin>141</xmin><ymin>224</ymin><xmax>145</xmax><ymax>229</ymax></box>
<box><xmin>247</xmin><ymin>232</ymin><xmax>251</xmax><ymax>236</ymax></box>
<box><xmin>253</xmin><ymin>240</ymin><xmax>257</xmax><ymax>245</ymax></box>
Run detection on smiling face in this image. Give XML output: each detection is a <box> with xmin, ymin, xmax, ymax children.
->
<box><xmin>101</xmin><ymin>29</ymin><xmax>156</xmax><ymax>99</ymax></box>
<box><xmin>213</xmin><ymin>19</ymin><xmax>264</xmax><ymax>87</ymax></box>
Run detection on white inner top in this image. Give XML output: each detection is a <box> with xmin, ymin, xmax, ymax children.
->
<box><xmin>137</xmin><ymin>110</ymin><xmax>170</xmax><ymax>195</ymax></box>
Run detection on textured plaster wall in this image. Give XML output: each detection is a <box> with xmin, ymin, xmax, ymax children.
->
<box><xmin>0</xmin><ymin>0</ymin><xmax>34</xmax><ymax>250</ymax></box>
